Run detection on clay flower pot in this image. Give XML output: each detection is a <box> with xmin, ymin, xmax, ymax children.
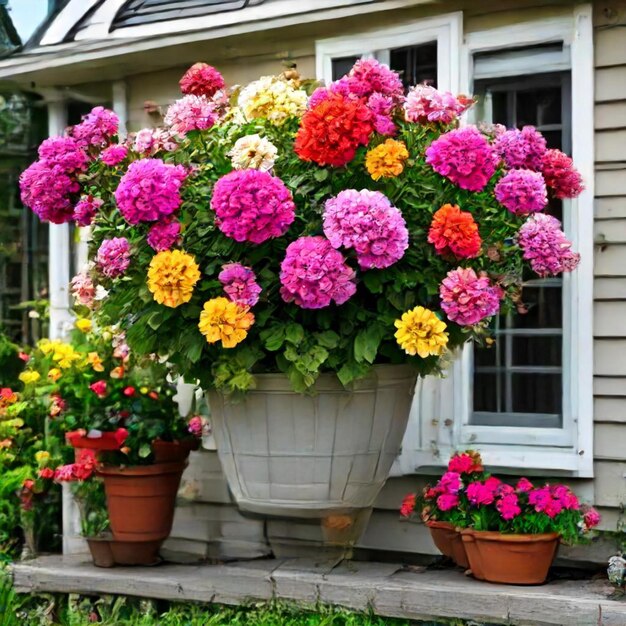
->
<box><xmin>86</xmin><ymin>537</ymin><xmax>115</xmax><ymax>568</ymax></box>
<box><xmin>461</xmin><ymin>529</ymin><xmax>559</xmax><ymax>584</ymax></box>
<box><xmin>152</xmin><ymin>439</ymin><xmax>199</xmax><ymax>464</ymax></box>
<box><xmin>426</xmin><ymin>520</ymin><xmax>469</xmax><ymax>568</ymax></box>
<box><xmin>97</xmin><ymin>461</ymin><xmax>186</xmax><ymax>547</ymax></box>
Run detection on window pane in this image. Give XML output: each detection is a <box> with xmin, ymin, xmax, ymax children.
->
<box><xmin>474</xmin><ymin>373</ymin><xmax>501</xmax><ymax>412</ymax></box>
<box><xmin>331</xmin><ymin>56</ymin><xmax>360</xmax><ymax>81</ymax></box>
<box><xmin>514</xmin><ymin>285</ymin><xmax>562</xmax><ymax>330</ymax></box>
<box><xmin>512</xmin><ymin>336</ymin><xmax>562</xmax><ymax>367</ymax></box>
<box><xmin>512</xmin><ymin>374</ymin><xmax>562</xmax><ymax>415</ymax></box>
<box><xmin>389</xmin><ymin>42</ymin><xmax>437</xmax><ymax>89</ymax></box>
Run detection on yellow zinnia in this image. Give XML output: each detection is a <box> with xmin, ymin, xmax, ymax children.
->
<box><xmin>198</xmin><ymin>297</ymin><xmax>255</xmax><ymax>349</ymax></box>
<box><xmin>75</xmin><ymin>318</ymin><xmax>92</xmax><ymax>333</ymax></box>
<box><xmin>48</xmin><ymin>368</ymin><xmax>62</xmax><ymax>382</ymax></box>
<box><xmin>35</xmin><ymin>451</ymin><xmax>50</xmax><ymax>464</ymax></box>
<box><xmin>87</xmin><ymin>352</ymin><xmax>104</xmax><ymax>372</ymax></box>
<box><xmin>19</xmin><ymin>371</ymin><xmax>40</xmax><ymax>384</ymax></box>
<box><xmin>394</xmin><ymin>306</ymin><xmax>448</xmax><ymax>358</ymax></box>
<box><xmin>147</xmin><ymin>250</ymin><xmax>201</xmax><ymax>308</ymax></box>
<box><xmin>365</xmin><ymin>139</ymin><xmax>409</xmax><ymax>181</ymax></box>
<box><xmin>52</xmin><ymin>343</ymin><xmax>81</xmax><ymax>369</ymax></box>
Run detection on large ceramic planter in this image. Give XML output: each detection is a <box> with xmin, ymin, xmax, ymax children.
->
<box><xmin>461</xmin><ymin>529</ymin><xmax>559</xmax><ymax>584</ymax></box>
<box><xmin>97</xmin><ymin>460</ymin><xmax>186</xmax><ymax>564</ymax></box>
<box><xmin>426</xmin><ymin>520</ymin><xmax>469</xmax><ymax>568</ymax></box>
<box><xmin>208</xmin><ymin>364</ymin><xmax>417</xmax><ymax>555</ymax></box>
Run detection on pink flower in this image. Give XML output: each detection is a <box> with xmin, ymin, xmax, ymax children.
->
<box><xmin>467</xmin><ymin>477</ymin><xmax>501</xmax><ymax>506</ymax></box>
<box><xmin>518</xmin><ymin>213</ymin><xmax>580</xmax><ymax>277</ymax></box>
<box><xmin>115</xmin><ymin>158</ymin><xmax>187</xmax><ymax>224</ymax></box>
<box><xmin>53</xmin><ymin>464</ymin><xmax>77</xmax><ymax>482</ymax></box>
<box><xmin>96</xmin><ymin>237</ymin><xmax>131</xmax><ymax>278</ymax></box>
<box><xmin>280</xmin><ymin>236</ymin><xmax>357</xmax><ymax>309</ymax></box>
<box><xmin>71</xmin><ymin>106</ymin><xmax>119</xmax><ymax>147</ymax></box>
<box><xmin>528</xmin><ymin>486</ymin><xmax>563</xmax><ymax>518</ymax></box>
<box><xmin>400</xmin><ymin>493</ymin><xmax>416</xmax><ymax>517</ymax></box>
<box><xmin>437</xmin><ymin>493</ymin><xmax>460</xmax><ymax>511</ymax></box>
<box><xmin>582</xmin><ymin>505</ymin><xmax>601</xmax><ymax>530</ymax></box>
<box><xmin>210</xmin><ymin>170</ymin><xmax>295</xmax><ymax>244</ymax></box>
<box><xmin>323</xmin><ymin>189</ymin><xmax>408</xmax><ymax>270</ymax></box>
<box><xmin>494</xmin><ymin>126</ymin><xmax>547</xmax><ymax>170</ymax></box>
<box><xmin>447</xmin><ymin>451</ymin><xmax>483</xmax><ymax>475</ymax></box>
<box><xmin>147</xmin><ymin>219</ymin><xmax>181</xmax><ymax>251</ymax></box>
<box><xmin>494</xmin><ymin>169</ymin><xmax>548</xmax><ymax>215</ymax></box>
<box><xmin>179</xmin><ymin>63</ymin><xmax>225</xmax><ymax>98</ymax></box>
<box><xmin>426</xmin><ymin>127</ymin><xmax>498</xmax><ymax>192</ymax></box>
<box><xmin>552</xmin><ymin>485</ymin><xmax>580</xmax><ymax>510</ymax></box>
<box><xmin>437</xmin><ymin>471</ymin><xmax>462</xmax><ymax>495</ymax></box>
<box><xmin>73</xmin><ymin>195</ymin><xmax>103</xmax><ymax>227</ymax></box>
<box><xmin>70</xmin><ymin>271</ymin><xmax>95</xmax><ymax>307</ymax></box>
<box><xmin>497</xmin><ymin>493</ymin><xmax>521</xmax><ymax>520</ymax></box>
<box><xmin>219</xmin><ymin>263</ymin><xmax>262</xmax><ymax>307</ymax></box>
<box><xmin>38</xmin><ymin>136</ymin><xmax>89</xmax><ymax>172</ymax></box>
<box><xmin>164</xmin><ymin>95</ymin><xmax>218</xmax><ymax>136</ymax></box>
<box><xmin>440</xmin><ymin>268</ymin><xmax>502</xmax><ymax>326</ymax></box>
<box><xmin>89</xmin><ymin>380</ymin><xmax>107</xmax><ymax>398</ymax></box>
<box><xmin>100</xmin><ymin>144</ymin><xmax>128</xmax><ymax>166</ymax></box>
<box><xmin>335</xmin><ymin>58</ymin><xmax>404</xmax><ymax>104</ymax></box>
<box><xmin>367</xmin><ymin>93</ymin><xmax>397</xmax><ymax>136</ymax></box>
<box><xmin>187</xmin><ymin>415</ymin><xmax>205</xmax><ymax>438</ymax></box>
<box><xmin>541</xmin><ymin>149</ymin><xmax>584</xmax><ymax>199</ymax></box>
<box><xmin>133</xmin><ymin>128</ymin><xmax>178</xmax><ymax>156</ymax></box>
<box><xmin>404</xmin><ymin>84</ymin><xmax>471</xmax><ymax>125</ymax></box>
<box><xmin>516</xmin><ymin>477</ymin><xmax>534</xmax><ymax>493</ymax></box>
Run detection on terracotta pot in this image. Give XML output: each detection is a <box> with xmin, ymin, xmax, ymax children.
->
<box><xmin>426</xmin><ymin>520</ymin><xmax>469</xmax><ymax>568</ymax></box>
<box><xmin>97</xmin><ymin>461</ymin><xmax>186</xmax><ymax>544</ymax></box>
<box><xmin>109</xmin><ymin>539</ymin><xmax>161</xmax><ymax>566</ymax></box>
<box><xmin>87</xmin><ymin>538</ymin><xmax>115</xmax><ymax>568</ymax></box>
<box><xmin>152</xmin><ymin>439</ymin><xmax>199</xmax><ymax>464</ymax></box>
<box><xmin>462</xmin><ymin>529</ymin><xmax>559</xmax><ymax>584</ymax></box>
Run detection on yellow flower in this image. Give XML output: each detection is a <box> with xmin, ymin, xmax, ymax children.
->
<box><xmin>37</xmin><ymin>339</ymin><xmax>54</xmax><ymax>355</ymax></box>
<box><xmin>140</xmin><ymin>387</ymin><xmax>148</xmax><ymax>394</ymax></box>
<box><xmin>394</xmin><ymin>306</ymin><xmax>448</xmax><ymax>358</ymax></box>
<box><xmin>365</xmin><ymin>139</ymin><xmax>409</xmax><ymax>181</ymax></box>
<box><xmin>87</xmin><ymin>352</ymin><xmax>105</xmax><ymax>372</ymax></box>
<box><xmin>75</xmin><ymin>318</ymin><xmax>92</xmax><ymax>332</ymax></box>
<box><xmin>198</xmin><ymin>297</ymin><xmax>255</xmax><ymax>349</ymax></box>
<box><xmin>35</xmin><ymin>451</ymin><xmax>50</xmax><ymax>465</ymax></box>
<box><xmin>19</xmin><ymin>371</ymin><xmax>41</xmax><ymax>384</ymax></box>
<box><xmin>238</xmin><ymin>75</ymin><xmax>308</xmax><ymax>125</ymax></box>
<box><xmin>147</xmin><ymin>250</ymin><xmax>201</xmax><ymax>308</ymax></box>
<box><xmin>48</xmin><ymin>368</ymin><xmax>62</xmax><ymax>382</ymax></box>
<box><xmin>52</xmin><ymin>343</ymin><xmax>81</xmax><ymax>369</ymax></box>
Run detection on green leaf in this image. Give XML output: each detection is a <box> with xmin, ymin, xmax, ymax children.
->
<box><xmin>337</xmin><ymin>360</ymin><xmax>370</xmax><ymax>387</ymax></box>
<box><xmin>285</xmin><ymin>323</ymin><xmax>305</xmax><ymax>346</ymax></box>
<box><xmin>353</xmin><ymin>325</ymin><xmax>386</xmax><ymax>364</ymax></box>
<box><xmin>362</xmin><ymin>271</ymin><xmax>384</xmax><ymax>294</ymax></box>
<box><xmin>139</xmin><ymin>443</ymin><xmax>152</xmax><ymax>459</ymax></box>
<box><xmin>313</xmin><ymin>169</ymin><xmax>329</xmax><ymax>182</ymax></box>
<box><xmin>260</xmin><ymin>326</ymin><xmax>285</xmax><ymax>351</ymax></box>
<box><xmin>314</xmin><ymin>330</ymin><xmax>340</xmax><ymax>349</ymax></box>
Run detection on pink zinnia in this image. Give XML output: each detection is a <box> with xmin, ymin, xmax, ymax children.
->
<box><xmin>425</xmin><ymin>127</ymin><xmax>499</xmax><ymax>192</ymax></box>
<box><xmin>404</xmin><ymin>84</ymin><xmax>471</xmax><ymax>125</ymax></box>
<box><xmin>437</xmin><ymin>493</ymin><xmax>460</xmax><ymax>511</ymax></box>
<box><xmin>147</xmin><ymin>219</ymin><xmax>181</xmax><ymax>251</ymax></box>
<box><xmin>89</xmin><ymin>380</ymin><xmax>107</xmax><ymax>398</ymax></box>
<box><xmin>582</xmin><ymin>505</ymin><xmax>601</xmax><ymax>530</ymax></box>
<box><xmin>179</xmin><ymin>63</ymin><xmax>225</xmax><ymax>98</ymax></box>
<box><xmin>73</xmin><ymin>195</ymin><xmax>103</xmax><ymax>227</ymax></box>
<box><xmin>440</xmin><ymin>267</ymin><xmax>502</xmax><ymax>326</ymax></box>
<box><xmin>38</xmin><ymin>136</ymin><xmax>89</xmax><ymax>172</ymax></box>
<box><xmin>210</xmin><ymin>170</ymin><xmax>295</xmax><ymax>244</ymax></box>
<box><xmin>494</xmin><ymin>169</ymin><xmax>548</xmax><ymax>215</ymax></box>
<box><xmin>367</xmin><ymin>93</ymin><xmax>397</xmax><ymax>136</ymax></box>
<box><xmin>541</xmin><ymin>149</ymin><xmax>584</xmax><ymax>199</ymax></box>
<box><xmin>497</xmin><ymin>493</ymin><xmax>521</xmax><ymax>520</ymax></box>
<box><xmin>280</xmin><ymin>236</ymin><xmax>357</xmax><ymax>309</ymax></box>
<box><xmin>96</xmin><ymin>237</ymin><xmax>131</xmax><ymax>278</ymax></box>
<box><xmin>437</xmin><ymin>471</ymin><xmax>462</xmax><ymax>495</ymax></box>
<box><xmin>323</xmin><ymin>189</ymin><xmax>408</xmax><ymax>270</ymax></box>
<box><xmin>71</xmin><ymin>106</ymin><xmax>119</xmax><ymax>147</ymax></box>
<box><xmin>337</xmin><ymin>58</ymin><xmax>404</xmax><ymax>104</ymax></box>
<box><xmin>70</xmin><ymin>270</ymin><xmax>95</xmax><ymax>307</ymax></box>
<box><xmin>187</xmin><ymin>415</ymin><xmax>205</xmax><ymax>438</ymax></box>
<box><xmin>494</xmin><ymin>126</ymin><xmax>547</xmax><ymax>170</ymax></box>
<box><xmin>100</xmin><ymin>144</ymin><xmax>128</xmax><ymax>166</ymax></box>
<box><xmin>516</xmin><ymin>477</ymin><xmax>534</xmax><ymax>493</ymax></box>
<box><xmin>164</xmin><ymin>95</ymin><xmax>218</xmax><ymax>136</ymax></box>
<box><xmin>218</xmin><ymin>263</ymin><xmax>262</xmax><ymax>307</ymax></box>
<box><xmin>115</xmin><ymin>158</ymin><xmax>187</xmax><ymax>224</ymax></box>
<box><xmin>133</xmin><ymin>128</ymin><xmax>178</xmax><ymax>156</ymax></box>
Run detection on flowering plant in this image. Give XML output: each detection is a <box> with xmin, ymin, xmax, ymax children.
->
<box><xmin>401</xmin><ymin>451</ymin><xmax>600</xmax><ymax>544</ymax></box>
<box><xmin>20</xmin><ymin>61</ymin><xmax>584</xmax><ymax>392</ymax></box>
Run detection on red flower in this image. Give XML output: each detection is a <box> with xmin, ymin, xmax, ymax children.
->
<box><xmin>89</xmin><ymin>380</ymin><xmax>107</xmax><ymax>398</ymax></box>
<box><xmin>23</xmin><ymin>479</ymin><xmax>35</xmax><ymax>491</ymax></box>
<box><xmin>541</xmin><ymin>149</ymin><xmax>584</xmax><ymax>200</ymax></box>
<box><xmin>38</xmin><ymin>467</ymin><xmax>55</xmax><ymax>480</ymax></box>
<box><xmin>179</xmin><ymin>62</ymin><xmax>225</xmax><ymax>98</ymax></box>
<box><xmin>400</xmin><ymin>493</ymin><xmax>416</xmax><ymax>517</ymax></box>
<box><xmin>18</xmin><ymin>352</ymin><xmax>29</xmax><ymax>362</ymax></box>
<box><xmin>73</xmin><ymin>460</ymin><xmax>95</xmax><ymax>481</ymax></box>
<box><xmin>447</xmin><ymin>451</ymin><xmax>483</xmax><ymax>475</ymax></box>
<box><xmin>148</xmin><ymin>391</ymin><xmax>159</xmax><ymax>400</ymax></box>
<box><xmin>123</xmin><ymin>386</ymin><xmax>136</xmax><ymax>397</ymax></box>
<box><xmin>294</xmin><ymin>93</ymin><xmax>374</xmax><ymax>167</ymax></box>
<box><xmin>428</xmin><ymin>204</ymin><xmax>482</xmax><ymax>259</ymax></box>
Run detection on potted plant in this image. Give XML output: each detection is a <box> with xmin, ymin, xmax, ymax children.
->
<box><xmin>20</xmin><ymin>60</ymin><xmax>584</xmax><ymax>554</ymax></box>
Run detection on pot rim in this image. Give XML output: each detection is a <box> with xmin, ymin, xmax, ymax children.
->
<box><xmin>96</xmin><ymin>460</ymin><xmax>187</xmax><ymax>476</ymax></box>
<box><xmin>461</xmin><ymin>529</ymin><xmax>560</xmax><ymax>543</ymax></box>
<box><xmin>426</xmin><ymin>520</ymin><xmax>456</xmax><ymax>530</ymax></box>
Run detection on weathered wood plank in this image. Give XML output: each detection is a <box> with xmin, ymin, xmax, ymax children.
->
<box><xmin>594</xmin><ymin>375</ymin><xmax>626</xmax><ymax>396</ymax></box>
<box><xmin>595</xmin><ymin>27</ymin><xmax>626</xmax><ymax>68</ymax></box>
<box><xmin>596</xmin><ymin>102</ymin><xmax>626</xmax><ymax>130</ymax></box>
<box><xmin>595</xmin><ymin>219</ymin><xmax>626</xmax><ymax>244</ymax></box>
<box><xmin>595</xmin><ymin>197</ymin><xmax>626</xmax><ymax>219</ymax></box>
<box><xmin>595</xmin><ymin>340</ymin><xmax>626</xmax><ymax>374</ymax></box>
<box><xmin>594</xmin><ymin>422</ymin><xmax>626</xmax><ymax>461</ymax></box>
<box><xmin>596</xmin><ymin>129</ymin><xmax>626</xmax><ymax>163</ymax></box>
<box><xmin>596</xmin><ymin>169</ymin><xmax>626</xmax><ymax>196</ymax></box>
<box><xmin>594</xmin><ymin>396</ymin><xmax>626</xmax><ymax>422</ymax></box>
<box><xmin>596</xmin><ymin>67</ymin><xmax>626</xmax><ymax>103</ymax></box>
<box><xmin>594</xmin><ymin>277</ymin><xmax>626</xmax><ymax>300</ymax></box>
<box><xmin>595</xmin><ymin>245</ymin><xmax>626</xmax><ymax>277</ymax></box>
<box><xmin>593</xmin><ymin>460</ymin><xmax>626</xmax><ymax>507</ymax></box>
<box><xmin>594</xmin><ymin>301</ymin><xmax>626</xmax><ymax>335</ymax></box>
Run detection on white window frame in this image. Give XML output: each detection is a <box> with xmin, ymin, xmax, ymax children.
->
<box><xmin>314</xmin><ymin>6</ymin><xmax>594</xmax><ymax>477</ymax></box>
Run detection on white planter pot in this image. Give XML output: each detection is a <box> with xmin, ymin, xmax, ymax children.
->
<box><xmin>208</xmin><ymin>365</ymin><xmax>417</xmax><ymax>526</ymax></box>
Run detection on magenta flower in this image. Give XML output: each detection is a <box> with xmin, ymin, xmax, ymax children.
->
<box><xmin>187</xmin><ymin>415</ymin><xmax>205</xmax><ymax>437</ymax></box>
<box><xmin>164</xmin><ymin>95</ymin><xmax>218</xmax><ymax>136</ymax></box>
<box><xmin>497</xmin><ymin>493</ymin><xmax>521</xmax><ymax>520</ymax></box>
<box><xmin>323</xmin><ymin>189</ymin><xmax>408</xmax><ymax>270</ymax></box>
<box><xmin>179</xmin><ymin>63</ymin><xmax>225</xmax><ymax>98</ymax></box>
<box><xmin>494</xmin><ymin>126</ymin><xmax>547</xmax><ymax>170</ymax></box>
<box><xmin>528</xmin><ymin>486</ymin><xmax>563</xmax><ymax>518</ymax></box>
<box><xmin>541</xmin><ymin>148</ymin><xmax>584</xmax><ymax>199</ymax></box>
<box><xmin>516</xmin><ymin>477</ymin><xmax>534</xmax><ymax>493</ymax></box>
<box><xmin>518</xmin><ymin>213</ymin><xmax>580</xmax><ymax>277</ymax></box>
<box><xmin>100</xmin><ymin>144</ymin><xmax>128</xmax><ymax>166</ymax></box>
<box><xmin>337</xmin><ymin>58</ymin><xmax>404</xmax><ymax>103</ymax></box>
<box><xmin>71</xmin><ymin>106</ymin><xmax>119</xmax><ymax>147</ymax></box>
<box><xmin>404</xmin><ymin>84</ymin><xmax>470</xmax><ymax>125</ymax></box>
<box><xmin>440</xmin><ymin>268</ymin><xmax>501</xmax><ymax>326</ymax></box>
<box><xmin>582</xmin><ymin>505</ymin><xmax>601</xmax><ymax>530</ymax></box>
<box><xmin>367</xmin><ymin>93</ymin><xmax>397</xmax><ymax>136</ymax></box>
<box><xmin>437</xmin><ymin>494</ymin><xmax>460</xmax><ymax>511</ymax></box>
<box><xmin>147</xmin><ymin>219</ymin><xmax>181</xmax><ymax>251</ymax></box>
<box><xmin>115</xmin><ymin>158</ymin><xmax>187</xmax><ymax>224</ymax></box>
<box><xmin>280</xmin><ymin>236</ymin><xmax>357</xmax><ymax>309</ymax></box>
<box><xmin>466</xmin><ymin>477</ymin><xmax>501</xmax><ymax>506</ymax></box>
<box><xmin>437</xmin><ymin>471</ymin><xmax>462</xmax><ymax>495</ymax></box>
<box><xmin>70</xmin><ymin>270</ymin><xmax>96</xmax><ymax>307</ymax></box>
<box><xmin>494</xmin><ymin>168</ymin><xmax>548</xmax><ymax>215</ymax></box>
<box><xmin>218</xmin><ymin>263</ymin><xmax>262</xmax><ymax>307</ymax></box>
<box><xmin>210</xmin><ymin>169</ymin><xmax>295</xmax><ymax>244</ymax></box>
<box><xmin>38</xmin><ymin>136</ymin><xmax>89</xmax><ymax>172</ymax></box>
<box><xmin>552</xmin><ymin>485</ymin><xmax>580</xmax><ymax>510</ymax></box>
<box><xmin>96</xmin><ymin>237</ymin><xmax>131</xmax><ymax>278</ymax></box>
<box><xmin>425</xmin><ymin>127</ymin><xmax>498</xmax><ymax>192</ymax></box>
<box><xmin>73</xmin><ymin>195</ymin><xmax>103</xmax><ymax>227</ymax></box>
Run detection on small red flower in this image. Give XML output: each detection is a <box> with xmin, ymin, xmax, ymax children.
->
<box><xmin>89</xmin><ymin>380</ymin><xmax>107</xmax><ymax>398</ymax></box>
<box><xmin>38</xmin><ymin>467</ymin><xmax>55</xmax><ymax>480</ymax></box>
<box><xmin>18</xmin><ymin>352</ymin><xmax>30</xmax><ymax>362</ymax></box>
<box><xmin>400</xmin><ymin>493</ymin><xmax>416</xmax><ymax>517</ymax></box>
<box><xmin>23</xmin><ymin>479</ymin><xmax>35</xmax><ymax>491</ymax></box>
<box><xmin>428</xmin><ymin>204</ymin><xmax>482</xmax><ymax>259</ymax></box>
<box><xmin>148</xmin><ymin>391</ymin><xmax>159</xmax><ymax>400</ymax></box>
<box><xmin>123</xmin><ymin>386</ymin><xmax>136</xmax><ymax>397</ymax></box>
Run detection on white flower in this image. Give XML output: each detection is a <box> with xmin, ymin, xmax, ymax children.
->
<box><xmin>228</xmin><ymin>134</ymin><xmax>278</xmax><ymax>172</ymax></box>
<box><xmin>237</xmin><ymin>75</ymin><xmax>308</xmax><ymax>125</ymax></box>
<box><xmin>94</xmin><ymin>285</ymin><xmax>109</xmax><ymax>301</ymax></box>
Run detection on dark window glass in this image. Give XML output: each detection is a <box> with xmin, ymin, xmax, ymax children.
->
<box><xmin>389</xmin><ymin>42</ymin><xmax>437</xmax><ymax>90</ymax></box>
<box><xmin>331</xmin><ymin>56</ymin><xmax>360</xmax><ymax>81</ymax></box>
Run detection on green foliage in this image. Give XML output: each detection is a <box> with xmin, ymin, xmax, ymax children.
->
<box><xmin>0</xmin><ymin>329</ymin><xmax>23</xmax><ymax>387</ymax></box>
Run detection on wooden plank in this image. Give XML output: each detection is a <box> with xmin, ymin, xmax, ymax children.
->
<box><xmin>594</xmin><ymin>375</ymin><xmax>626</xmax><ymax>396</ymax></box>
<box><xmin>595</xmin><ymin>197</ymin><xmax>626</xmax><ymax>219</ymax></box>
<box><xmin>594</xmin><ymin>339</ymin><xmax>626</xmax><ymax>374</ymax></box>
<box><xmin>595</xmin><ymin>102</ymin><xmax>626</xmax><ymax>130</ymax></box>
<box><xmin>596</xmin><ymin>169</ymin><xmax>626</xmax><ymax>196</ymax></box>
<box><xmin>594</xmin><ymin>301</ymin><xmax>626</xmax><ymax>335</ymax></box>
<box><xmin>596</xmin><ymin>67</ymin><xmax>626</xmax><ymax>103</ymax></box>
<box><xmin>593</xmin><ymin>460</ymin><xmax>626</xmax><ymax>507</ymax></box>
<box><xmin>594</xmin><ymin>396</ymin><xmax>626</xmax><ymax>422</ymax></box>
<box><xmin>594</xmin><ymin>277</ymin><xmax>626</xmax><ymax>300</ymax></box>
<box><xmin>596</xmin><ymin>129</ymin><xmax>626</xmax><ymax>163</ymax></box>
<box><xmin>594</xmin><ymin>244</ymin><xmax>626</xmax><ymax>277</ymax></box>
<box><xmin>594</xmin><ymin>422</ymin><xmax>626</xmax><ymax>460</ymax></box>
<box><xmin>595</xmin><ymin>27</ymin><xmax>626</xmax><ymax>68</ymax></box>
<box><xmin>594</xmin><ymin>1</ymin><xmax>626</xmax><ymax>28</ymax></box>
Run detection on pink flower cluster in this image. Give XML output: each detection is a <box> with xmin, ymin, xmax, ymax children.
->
<box><xmin>164</xmin><ymin>95</ymin><xmax>218</xmax><ymax>136</ymax></box>
<box><xmin>219</xmin><ymin>263</ymin><xmax>262</xmax><ymax>307</ymax></box>
<box><xmin>73</xmin><ymin>195</ymin><xmax>103</xmax><ymax>227</ymax></box>
<box><xmin>404</xmin><ymin>84</ymin><xmax>471</xmax><ymax>125</ymax></box>
<box><xmin>518</xmin><ymin>213</ymin><xmax>580</xmax><ymax>277</ymax></box>
<box><xmin>448</xmin><ymin>451</ymin><xmax>483</xmax><ymax>475</ymax></box>
<box><xmin>541</xmin><ymin>149</ymin><xmax>585</xmax><ymax>199</ymax></box>
<box><xmin>96</xmin><ymin>237</ymin><xmax>131</xmax><ymax>278</ymax></box>
<box><xmin>187</xmin><ymin>415</ymin><xmax>207</xmax><ymax>437</ymax></box>
<box><xmin>38</xmin><ymin>136</ymin><xmax>89</xmax><ymax>172</ymax></box>
<box><xmin>323</xmin><ymin>189</ymin><xmax>409</xmax><ymax>270</ymax></box>
<box><xmin>528</xmin><ymin>484</ymin><xmax>579</xmax><ymax>518</ymax></box>
<box><xmin>428</xmin><ymin>471</ymin><xmax>463</xmax><ymax>512</ymax></box>
<box><xmin>147</xmin><ymin>219</ymin><xmax>181</xmax><ymax>251</ymax></box>
<box><xmin>280</xmin><ymin>236</ymin><xmax>356</xmax><ymax>309</ymax></box>
<box><xmin>115</xmin><ymin>158</ymin><xmax>187</xmax><ymax>224</ymax></box>
<box><xmin>494</xmin><ymin>126</ymin><xmax>547</xmax><ymax>170</ymax></box>
<box><xmin>100</xmin><ymin>144</ymin><xmax>128</xmax><ymax>166</ymax></box>
<box><xmin>133</xmin><ymin>128</ymin><xmax>178</xmax><ymax>156</ymax></box>
<box><xmin>179</xmin><ymin>62</ymin><xmax>225</xmax><ymax>98</ymax></box>
<box><xmin>495</xmin><ymin>484</ymin><xmax>522</xmax><ymax>521</ymax></box>
<box><xmin>70</xmin><ymin>106</ymin><xmax>119</xmax><ymax>147</ymax></box>
<box><xmin>210</xmin><ymin>169</ymin><xmax>295</xmax><ymax>244</ymax></box>
<box><xmin>425</xmin><ymin>127</ymin><xmax>498</xmax><ymax>192</ymax></box>
<box><xmin>494</xmin><ymin>169</ymin><xmax>548</xmax><ymax>215</ymax></box>
<box><xmin>70</xmin><ymin>270</ymin><xmax>96</xmax><ymax>307</ymax></box>
<box><xmin>466</xmin><ymin>477</ymin><xmax>502</xmax><ymax>506</ymax></box>
<box><xmin>439</xmin><ymin>267</ymin><xmax>502</xmax><ymax>326</ymax></box>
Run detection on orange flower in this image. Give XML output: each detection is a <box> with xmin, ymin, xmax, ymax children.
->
<box><xmin>365</xmin><ymin>139</ymin><xmax>409</xmax><ymax>180</ymax></box>
<box><xmin>428</xmin><ymin>204</ymin><xmax>481</xmax><ymax>259</ymax></box>
<box><xmin>110</xmin><ymin>366</ymin><xmax>125</xmax><ymax>379</ymax></box>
